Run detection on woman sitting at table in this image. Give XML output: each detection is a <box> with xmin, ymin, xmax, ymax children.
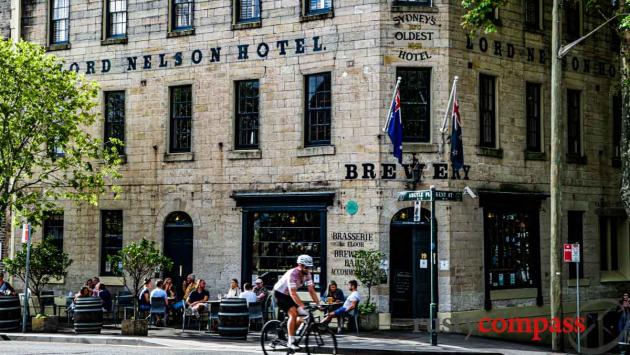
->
<box><xmin>138</xmin><ymin>278</ymin><xmax>152</xmax><ymax>313</ymax></box>
<box><xmin>226</xmin><ymin>278</ymin><xmax>240</xmax><ymax>298</ymax></box>
<box><xmin>322</xmin><ymin>281</ymin><xmax>345</xmax><ymax>304</ymax></box>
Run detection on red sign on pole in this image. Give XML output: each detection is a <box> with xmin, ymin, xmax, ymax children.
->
<box><xmin>21</xmin><ymin>224</ymin><xmax>30</xmax><ymax>243</ymax></box>
<box><xmin>563</xmin><ymin>243</ymin><xmax>580</xmax><ymax>262</ymax></box>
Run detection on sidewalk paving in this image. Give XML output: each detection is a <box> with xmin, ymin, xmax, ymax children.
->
<box><xmin>0</xmin><ymin>325</ymin><xmax>559</xmax><ymax>354</ymax></box>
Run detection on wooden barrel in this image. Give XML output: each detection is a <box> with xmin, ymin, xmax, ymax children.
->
<box><xmin>73</xmin><ymin>296</ymin><xmax>103</xmax><ymax>334</ymax></box>
<box><xmin>0</xmin><ymin>295</ymin><xmax>21</xmax><ymax>332</ymax></box>
<box><xmin>218</xmin><ymin>298</ymin><xmax>249</xmax><ymax>339</ymax></box>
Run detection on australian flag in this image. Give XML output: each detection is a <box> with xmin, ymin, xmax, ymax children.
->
<box><xmin>387</xmin><ymin>87</ymin><xmax>403</xmax><ymax>164</ymax></box>
<box><xmin>450</xmin><ymin>95</ymin><xmax>464</xmax><ymax>171</ymax></box>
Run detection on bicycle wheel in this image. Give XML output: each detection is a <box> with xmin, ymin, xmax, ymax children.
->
<box><xmin>305</xmin><ymin>323</ymin><xmax>338</xmax><ymax>355</ymax></box>
<box><xmin>261</xmin><ymin>320</ymin><xmax>288</xmax><ymax>355</ymax></box>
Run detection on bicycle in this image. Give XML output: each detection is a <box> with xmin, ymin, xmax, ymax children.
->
<box><xmin>260</xmin><ymin>304</ymin><xmax>338</xmax><ymax>354</ymax></box>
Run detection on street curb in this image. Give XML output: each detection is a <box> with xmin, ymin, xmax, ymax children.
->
<box><xmin>0</xmin><ymin>333</ymin><xmax>164</xmax><ymax>347</ymax></box>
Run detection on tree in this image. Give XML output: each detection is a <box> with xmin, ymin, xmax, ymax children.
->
<box><xmin>0</xmin><ymin>39</ymin><xmax>121</xmax><ymax>228</ymax></box>
<box><xmin>353</xmin><ymin>249</ymin><xmax>387</xmax><ymax>312</ymax></box>
<box><xmin>2</xmin><ymin>239</ymin><xmax>73</xmax><ymax>315</ymax></box>
<box><xmin>108</xmin><ymin>239</ymin><xmax>173</xmax><ymax>319</ymax></box>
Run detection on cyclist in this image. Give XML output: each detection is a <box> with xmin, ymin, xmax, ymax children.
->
<box><xmin>273</xmin><ymin>254</ymin><xmax>321</xmax><ymax>350</ymax></box>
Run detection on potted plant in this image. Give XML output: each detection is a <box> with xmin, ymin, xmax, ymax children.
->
<box><xmin>2</xmin><ymin>238</ymin><xmax>72</xmax><ymax>333</ymax></box>
<box><xmin>353</xmin><ymin>249</ymin><xmax>387</xmax><ymax>331</ymax></box>
<box><xmin>108</xmin><ymin>238</ymin><xmax>172</xmax><ymax>336</ymax></box>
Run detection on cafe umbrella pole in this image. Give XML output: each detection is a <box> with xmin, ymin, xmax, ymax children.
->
<box><xmin>429</xmin><ymin>185</ymin><xmax>437</xmax><ymax>346</ymax></box>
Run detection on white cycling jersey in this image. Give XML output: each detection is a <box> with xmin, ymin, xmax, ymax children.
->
<box><xmin>273</xmin><ymin>267</ymin><xmax>313</xmax><ymax>295</ymax></box>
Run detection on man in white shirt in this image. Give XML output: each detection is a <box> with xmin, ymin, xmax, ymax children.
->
<box><xmin>239</xmin><ymin>283</ymin><xmax>258</xmax><ymax>303</ymax></box>
<box><xmin>149</xmin><ymin>279</ymin><xmax>168</xmax><ymax>325</ymax></box>
<box><xmin>322</xmin><ymin>280</ymin><xmax>360</xmax><ymax>325</ymax></box>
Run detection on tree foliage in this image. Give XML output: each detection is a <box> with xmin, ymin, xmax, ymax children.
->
<box><xmin>108</xmin><ymin>239</ymin><xmax>173</xmax><ymax>319</ymax></box>
<box><xmin>0</xmin><ymin>39</ymin><xmax>121</xmax><ymax>226</ymax></box>
<box><xmin>353</xmin><ymin>249</ymin><xmax>387</xmax><ymax>313</ymax></box>
<box><xmin>2</xmin><ymin>238</ymin><xmax>73</xmax><ymax>315</ymax></box>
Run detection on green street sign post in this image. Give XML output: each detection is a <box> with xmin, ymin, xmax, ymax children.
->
<box><xmin>398</xmin><ymin>186</ymin><xmax>464</xmax><ymax>346</ymax></box>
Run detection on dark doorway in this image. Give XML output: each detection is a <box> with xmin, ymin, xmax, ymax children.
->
<box><xmin>390</xmin><ymin>207</ymin><xmax>432</xmax><ymax>319</ymax></box>
<box><xmin>164</xmin><ymin>211</ymin><xmax>193</xmax><ymax>298</ymax></box>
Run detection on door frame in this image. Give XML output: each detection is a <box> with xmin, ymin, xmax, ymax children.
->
<box><xmin>163</xmin><ymin>211</ymin><xmax>194</xmax><ymax>290</ymax></box>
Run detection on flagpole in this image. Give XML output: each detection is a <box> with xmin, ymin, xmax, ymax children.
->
<box><xmin>382</xmin><ymin>77</ymin><xmax>402</xmax><ymax>132</ymax></box>
<box><xmin>438</xmin><ymin>76</ymin><xmax>458</xmax><ymax>159</ymax></box>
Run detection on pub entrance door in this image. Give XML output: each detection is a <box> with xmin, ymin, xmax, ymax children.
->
<box><xmin>390</xmin><ymin>207</ymin><xmax>432</xmax><ymax>319</ymax></box>
<box><xmin>164</xmin><ymin>211</ymin><xmax>193</xmax><ymax>298</ymax></box>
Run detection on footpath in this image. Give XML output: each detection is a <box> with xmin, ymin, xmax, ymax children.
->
<box><xmin>0</xmin><ymin>326</ymin><xmax>557</xmax><ymax>354</ymax></box>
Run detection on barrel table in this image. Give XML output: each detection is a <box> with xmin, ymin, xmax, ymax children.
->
<box><xmin>73</xmin><ymin>296</ymin><xmax>103</xmax><ymax>334</ymax></box>
<box><xmin>0</xmin><ymin>295</ymin><xmax>21</xmax><ymax>332</ymax></box>
<box><xmin>218</xmin><ymin>298</ymin><xmax>249</xmax><ymax>339</ymax></box>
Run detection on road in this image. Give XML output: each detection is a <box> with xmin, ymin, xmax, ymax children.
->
<box><xmin>0</xmin><ymin>341</ymin><xmax>259</xmax><ymax>354</ymax></box>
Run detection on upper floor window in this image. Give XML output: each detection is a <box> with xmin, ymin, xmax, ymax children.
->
<box><xmin>567</xmin><ymin>211</ymin><xmax>584</xmax><ymax>279</ymax></box>
<box><xmin>397</xmin><ymin>68</ymin><xmax>431</xmax><ymax>143</ymax></box>
<box><xmin>479</xmin><ymin>74</ymin><xmax>497</xmax><ymax>148</ymax></box>
<box><xmin>104</xmin><ymin>91</ymin><xmax>126</xmax><ymax>155</ymax></box>
<box><xmin>105</xmin><ymin>0</ymin><xmax>127</xmax><ymax>38</ymax></box>
<box><xmin>235</xmin><ymin>80</ymin><xmax>260</xmax><ymax>149</ymax></box>
<box><xmin>613</xmin><ymin>95</ymin><xmax>622</xmax><ymax>165</ymax></box>
<box><xmin>524</xmin><ymin>0</ymin><xmax>541</xmax><ymax>30</ymax></box>
<box><xmin>525</xmin><ymin>82</ymin><xmax>542</xmax><ymax>152</ymax></box>
<box><xmin>307</xmin><ymin>0</ymin><xmax>331</xmax><ymax>14</ymax></box>
<box><xmin>564</xmin><ymin>0</ymin><xmax>582</xmax><ymax>42</ymax></box>
<box><xmin>172</xmin><ymin>0</ymin><xmax>194</xmax><ymax>31</ymax></box>
<box><xmin>43</xmin><ymin>212</ymin><xmax>64</xmax><ymax>252</ymax></box>
<box><xmin>101</xmin><ymin>210</ymin><xmax>123</xmax><ymax>276</ymax></box>
<box><xmin>236</xmin><ymin>0</ymin><xmax>260</xmax><ymax>22</ymax></box>
<box><xmin>50</xmin><ymin>0</ymin><xmax>70</xmax><ymax>44</ymax></box>
<box><xmin>567</xmin><ymin>89</ymin><xmax>582</xmax><ymax>157</ymax></box>
<box><xmin>304</xmin><ymin>73</ymin><xmax>332</xmax><ymax>146</ymax></box>
<box><xmin>170</xmin><ymin>85</ymin><xmax>193</xmax><ymax>153</ymax></box>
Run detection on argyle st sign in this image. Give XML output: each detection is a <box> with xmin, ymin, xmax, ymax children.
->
<box><xmin>66</xmin><ymin>36</ymin><xmax>326</xmax><ymax>74</ymax></box>
<box><xmin>344</xmin><ymin>162</ymin><xmax>471</xmax><ymax>180</ymax></box>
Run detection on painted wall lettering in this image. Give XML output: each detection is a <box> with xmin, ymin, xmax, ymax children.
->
<box><xmin>344</xmin><ymin>163</ymin><xmax>471</xmax><ymax>180</ymax></box>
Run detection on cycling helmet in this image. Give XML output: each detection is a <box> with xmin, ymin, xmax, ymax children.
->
<box><xmin>296</xmin><ymin>254</ymin><xmax>314</xmax><ymax>267</ymax></box>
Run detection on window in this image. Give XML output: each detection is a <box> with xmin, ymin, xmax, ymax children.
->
<box><xmin>235</xmin><ymin>80</ymin><xmax>259</xmax><ymax>149</ymax></box>
<box><xmin>526</xmin><ymin>82</ymin><xmax>542</xmax><ymax>152</ymax></box>
<box><xmin>307</xmin><ymin>0</ymin><xmax>331</xmax><ymax>14</ymax></box>
<box><xmin>43</xmin><ymin>212</ymin><xmax>64</xmax><ymax>252</ymax></box>
<box><xmin>104</xmin><ymin>91</ymin><xmax>125</xmax><ymax>155</ymax></box>
<box><xmin>524</xmin><ymin>0</ymin><xmax>541</xmax><ymax>30</ymax></box>
<box><xmin>567</xmin><ymin>89</ymin><xmax>581</xmax><ymax>157</ymax></box>
<box><xmin>50</xmin><ymin>0</ymin><xmax>70</xmax><ymax>44</ymax></box>
<box><xmin>568</xmin><ymin>211</ymin><xmax>584</xmax><ymax>279</ymax></box>
<box><xmin>393</xmin><ymin>0</ymin><xmax>429</xmax><ymax>5</ymax></box>
<box><xmin>172</xmin><ymin>0</ymin><xmax>194</xmax><ymax>31</ymax></box>
<box><xmin>105</xmin><ymin>0</ymin><xmax>127</xmax><ymax>38</ymax></box>
<box><xmin>613</xmin><ymin>95</ymin><xmax>622</xmax><ymax>164</ymax></box>
<box><xmin>484</xmin><ymin>209</ymin><xmax>538</xmax><ymax>289</ymax></box>
<box><xmin>479</xmin><ymin>74</ymin><xmax>497</xmax><ymax>148</ymax></box>
<box><xmin>236</xmin><ymin>0</ymin><xmax>260</xmax><ymax>22</ymax></box>
<box><xmin>565</xmin><ymin>0</ymin><xmax>582</xmax><ymax>42</ymax></box>
<box><xmin>600</xmin><ymin>216</ymin><xmax>621</xmax><ymax>272</ymax></box>
<box><xmin>101</xmin><ymin>210</ymin><xmax>123</xmax><ymax>276</ymax></box>
<box><xmin>169</xmin><ymin>85</ymin><xmax>192</xmax><ymax>153</ymax></box>
<box><xmin>304</xmin><ymin>73</ymin><xmax>332</xmax><ymax>146</ymax></box>
<box><xmin>397</xmin><ymin>68</ymin><xmax>431</xmax><ymax>143</ymax></box>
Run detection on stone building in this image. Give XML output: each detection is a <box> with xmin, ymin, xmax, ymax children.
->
<box><xmin>4</xmin><ymin>0</ymin><xmax>629</xmax><ymax>346</ymax></box>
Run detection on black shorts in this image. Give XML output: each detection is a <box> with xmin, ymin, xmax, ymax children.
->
<box><xmin>274</xmin><ymin>291</ymin><xmax>298</xmax><ymax>312</ymax></box>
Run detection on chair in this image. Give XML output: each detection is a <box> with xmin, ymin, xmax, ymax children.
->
<box><xmin>149</xmin><ymin>297</ymin><xmax>167</xmax><ymax>326</ymax></box>
<box><xmin>207</xmin><ymin>302</ymin><xmax>219</xmax><ymax>332</ymax></box>
<box><xmin>57</xmin><ymin>296</ymin><xmax>73</xmax><ymax>323</ymax></box>
<box><xmin>182</xmin><ymin>301</ymin><xmax>208</xmax><ymax>331</ymax></box>
<box><xmin>248</xmin><ymin>302</ymin><xmax>264</xmax><ymax>330</ymax></box>
<box><xmin>264</xmin><ymin>294</ymin><xmax>276</xmax><ymax>321</ymax></box>
<box><xmin>339</xmin><ymin>301</ymin><xmax>360</xmax><ymax>335</ymax></box>
<box><xmin>114</xmin><ymin>291</ymin><xmax>134</xmax><ymax>326</ymax></box>
<box><xmin>39</xmin><ymin>291</ymin><xmax>56</xmax><ymax>316</ymax></box>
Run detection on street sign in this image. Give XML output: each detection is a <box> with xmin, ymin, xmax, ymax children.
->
<box><xmin>398</xmin><ymin>190</ymin><xmax>431</xmax><ymax>201</ymax></box>
<box><xmin>563</xmin><ymin>243</ymin><xmax>580</xmax><ymax>262</ymax></box>
<box><xmin>21</xmin><ymin>224</ymin><xmax>30</xmax><ymax>243</ymax></box>
<box><xmin>433</xmin><ymin>191</ymin><xmax>463</xmax><ymax>201</ymax></box>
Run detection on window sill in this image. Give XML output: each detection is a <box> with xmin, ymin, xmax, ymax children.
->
<box><xmin>524</xmin><ymin>151</ymin><xmax>545</xmax><ymax>161</ymax></box>
<box><xmin>476</xmin><ymin>147</ymin><xmax>503</xmax><ymax>158</ymax></box>
<box><xmin>47</xmin><ymin>43</ymin><xmax>71</xmax><ymax>51</ymax></box>
<box><xmin>402</xmin><ymin>142</ymin><xmax>438</xmax><ymax>154</ymax></box>
<box><xmin>164</xmin><ymin>152</ymin><xmax>194</xmax><ymax>162</ymax></box>
<box><xmin>600</xmin><ymin>271</ymin><xmax>630</xmax><ymax>283</ymax></box>
<box><xmin>167</xmin><ymin>28</ymin><xmax>195</xmax><ymax>38</ymax></box>
<box><xmin>101</xmin><ymin>37</ymin><xmax>128</xmax><ymax>45</ymax></box>
<box><xmin>612</xmin><ymin>157</ymin><xmax>621</xmax><ymax>168</ymax></box>
<box><xmin>391</xmin><ymin>4</ymin><xmax>438</xmax><ymax>13</ymax></box>
<box><xmin>566</xmin><ymin>154</ymin><xmax>587</xmax><ymax>165</ymax></box>
<box><xmin>232</xmin><ymin>21</ymin><xmax>262</xmax><ymax>30</ymax></box>
<box><xmin>227</xmin><ymin>149</ymin><xmax>262</xmax><ymax>160</ymax></box>
<box><xmin>567</xmin><ymin>278</ymin><xmax>590</xmax><ymax>287</ymax></box>
<box><xmin>300</xmin><ymin>10</ymin><xmax>334</xmax><ymax>22</ymax></box>
<box><xmin>297</xmin><ymin>145</ymin><xmax>335</xmax><ymax>157</ymax></box>
<box><xmin>490</xmin><ymin>287</ymin><xmax>537</xmax><ymax>300</ymax></box>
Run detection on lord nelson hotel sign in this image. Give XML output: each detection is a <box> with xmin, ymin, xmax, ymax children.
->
<box><xmin>64</xmin><ymin>36</ymin><xmax>326</xmax><ymax>74</ymax></box>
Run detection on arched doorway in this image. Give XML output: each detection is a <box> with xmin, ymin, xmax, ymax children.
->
<box><xmin>164</xmin><ymin>211</ymin><xmax>193</xmax><ymax>297</ymax></box>
<box><xmin>389</xmin><ymin>207</ymin><xmax>432</xmax><ymax>319</ymax></box>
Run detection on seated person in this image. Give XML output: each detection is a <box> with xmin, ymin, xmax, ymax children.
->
<box><xmin>138</xmin><ymin>278</ymin><xmax>152</xmax><ymax>313</ymax></box>
<box><xmin>322</xmin><ymin>280</ymin><xmax>360</xmax><ymax>327</ymax></box>
<box><xmin>186</xmin><ymin>279</ymin><xmax>209</xmax><ymax>316</ymax></box>
<box><xmin>322</xmin><ymin>281</ymin><xmax>345</xmax><ymax>303</ymax></box>
<box><xmin>239</xmin><ymin>283</ymin><xmax>257</xmax><ymax>304</ymax></box>
<box><xmin>150</xmin><ymin>279</ymin><xmax>169</xmax><ymax>325</ymax></box>
<box><xmin>182</xmin><ymin>274</ymin><xmax>196</xmax><ymax>301</ymax></box>
<box><xmin>85</xmin><ymin>278</ymin><xmax>94</xmax><ymax>294</ymax></box>
<box><xmin>0</xmin><ymin>272</ymin><xmax>16</xmax><ymax>295</ymax></box>
<box><xmin>95</xmin><ymin>283</ymin><xmax>112</xmax><ymax>312</ymax></box>
<box><xmin>253</xmin><ymin>278</ymin><xmax>269</xmax><ymax>303</ymax></box>
<box><xmin>226</xmin><ymin>278</ymin><xmax>240</xmax><ymax>298</ymax></box>
<box><xmin>69</xmin><ymin>286</ymin><xmax>92</xmax><ymax>314</ymax></box>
